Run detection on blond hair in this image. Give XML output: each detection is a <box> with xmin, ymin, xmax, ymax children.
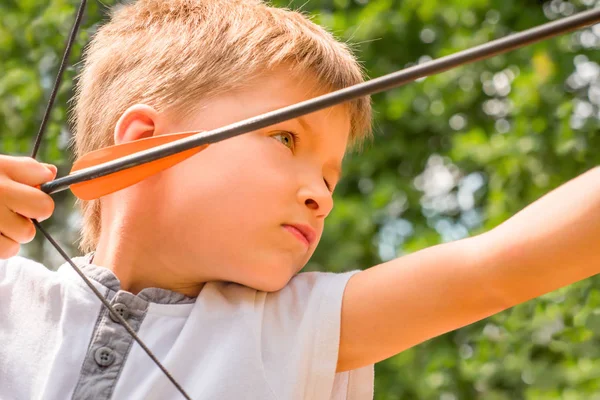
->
<box><xmin>72</xmin><ymin>0</ymin><xmax>372</xmax><ymax>253</ymax></box>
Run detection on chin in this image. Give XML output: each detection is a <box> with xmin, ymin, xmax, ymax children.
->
<box><xmin>249</xmin><ymin>271</ymin><xmax>295</xmax><ymax>293</ymax></box>
<box><xmin>244</xmin><ymin>259</ymin><xmax>302</xmax><ymax>293</ymax></box>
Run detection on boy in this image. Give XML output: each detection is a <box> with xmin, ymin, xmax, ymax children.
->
<box><xmin>1</xmin><ymin>0</ymin><xmax>599</xmax><ymax>399</ymax></box>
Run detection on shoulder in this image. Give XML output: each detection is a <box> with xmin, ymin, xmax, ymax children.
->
<box><xmin>264</xmin><ymin>270</ymin><xmax>359</xmax><ymax>309</ymax></box>
<box><xmin>256</xmin><ymin>270</ymin><xmax>360</xmax><ymax>338</ymax></box>
<box><xmin>202</xmin><ymin>270</ymin><xmax>359</xmax><ymax>305</ymax></box>
<box><xmin>258</xmin><ymin>271</ymin><xmax>371</xmax><ymax>399</ymax></box>
<box><xmin>0</xmin><ymin>255</ymin><xmax>52</xmax><ymax>284</ymax></box>
<box><xmin>197</xmin><ymin>271</ymin><xmax>361</xmax><ymax>340</ymax></box>
<box><xmin>200</xmin><ymin>270</ymin><xmax>359</xmax><ymax>328</ymax></box>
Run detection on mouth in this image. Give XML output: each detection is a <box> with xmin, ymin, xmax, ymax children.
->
<box><xmin>282</xmin><ymin>224</ymin><xmax>316</xmax><ymax>247</ymax></box>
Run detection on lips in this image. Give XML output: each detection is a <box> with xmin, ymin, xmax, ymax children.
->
<box><xmin>282</xmin><ymin>223</ymin><xmax>316</xmax><ymax>247</ymax></box>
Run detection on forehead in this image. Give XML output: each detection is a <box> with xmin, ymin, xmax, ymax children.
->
<box><xmin>177</xmin><ymin>67</ymin><xmax>352</xmax><ymax>154</ymax></box>
<box><xmin>247</xmin><ymin>68</ymin><xmax>352</xmax><ymax>135</ymax></box>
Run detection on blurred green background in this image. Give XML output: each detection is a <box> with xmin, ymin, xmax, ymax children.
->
<box><xmin>1</xmin><ymin>0</ymin><xmax>600</xmax><ymax>398</ymax></box>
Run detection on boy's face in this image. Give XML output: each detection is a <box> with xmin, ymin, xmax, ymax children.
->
<box><xmin>153</xmin><ymin>69</ymin><xmax>350</xmax><ymax>292</ymax></box>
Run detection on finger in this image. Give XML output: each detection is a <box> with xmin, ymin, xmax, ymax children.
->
<box><xmin>0</xmin><ymin>206</ymin><xmax>35</xmax><ymax>244</ymax></box>
<box><xmin>0</xmin><ymin>156</ymin><xmax>56</xmax><ymax>186</ymax></box>
<box><xmin>42</xmin><ymin>163</ymin><xmax>58</xmax><ymax>177</ymax></box>
<box><xmin>0</xmin><ymin>233</ymin><xmax>20</xmax><ymax>259</ymax></box>
<box><xmin>0</xmin><ymin>180</ymin><xmax>55</xmax><ymax>222</ymax></box>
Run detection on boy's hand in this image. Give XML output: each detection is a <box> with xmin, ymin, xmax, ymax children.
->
<box><xmin>0</xmin><ymin>156</ymin><xmax>57</xmax><ymax>259</ymax></box>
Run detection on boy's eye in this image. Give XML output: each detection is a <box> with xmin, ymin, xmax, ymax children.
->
<box><xmin>271</xmin><ymin>131</ymin><xmax>297</xmax><ymax>150</ymax></box>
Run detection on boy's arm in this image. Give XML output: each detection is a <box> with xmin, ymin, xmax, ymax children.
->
<box><xmin>337</xmin><ymin>166</ymin><xmax>600</xmax><ymax>372</ymax></box>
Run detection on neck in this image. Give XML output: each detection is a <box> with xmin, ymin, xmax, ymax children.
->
<box><xmin>92</xmin><ymin>197</ymin><xmax>205</xmax><ymax>297</ymax></box>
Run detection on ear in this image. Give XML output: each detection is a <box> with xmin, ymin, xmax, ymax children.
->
<box><xmin>114</xmin><ymin>104</ymin><xmax>162</xmax><ymax>145</ymax></box>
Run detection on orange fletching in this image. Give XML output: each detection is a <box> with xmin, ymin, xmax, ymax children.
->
<box><xmin>70</xmin><ymin>131</ymin><xmax>208</xmax><ymax>200</ymax></box>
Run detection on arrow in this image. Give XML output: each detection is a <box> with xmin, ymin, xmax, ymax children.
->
<box><xmin>40</xmin><ymin>7</ymin><xmax>600</xmax><ymax>199</ymax></box>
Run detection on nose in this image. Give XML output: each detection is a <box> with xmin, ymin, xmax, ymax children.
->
<box><xmin>297</xmin><ymin>178</ymin><xmax>333</xmax><ymax>218</ymax></box>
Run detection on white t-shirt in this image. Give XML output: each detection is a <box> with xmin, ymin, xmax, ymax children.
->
<box><xmin>0</xmin><ymin>255</ymin><xmax>373</xmax><ymax>400</ymax></box>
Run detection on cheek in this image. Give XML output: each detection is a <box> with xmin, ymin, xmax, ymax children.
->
<box><xmin>216</xmin><ymin>136</ymin><xmax>290</xmax><ymax>189</ymax></box>
<box><xmin>158</xmin><ymin>134</ymin><xmax>310</xmax><ymax>286</ymax></box>
<box><xmin>168</xmin><ymin>135</ymin><xmax>295</xmax><ymax>219</ymax></box>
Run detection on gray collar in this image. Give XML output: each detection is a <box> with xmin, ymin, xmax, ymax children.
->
<box><xmin>62</xmin><ymin>253</ymin><xmax>197</xmax><ymax>305</ymax></box>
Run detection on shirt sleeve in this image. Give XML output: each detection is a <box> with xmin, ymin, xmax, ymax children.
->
<box><xmin>258</xmin><ymin>271</ymin><xmax>374</xmax><ymax>400</ymax></box>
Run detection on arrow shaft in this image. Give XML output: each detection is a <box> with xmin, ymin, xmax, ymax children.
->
<box><xmin>41</xmin><ymin>7</ymin><xmax>600</xmax><ymax>195</ymax></box>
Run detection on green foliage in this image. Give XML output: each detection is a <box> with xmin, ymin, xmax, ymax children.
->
<box><xmin>1</xmin><ymin>0</ymin><xmax>599</xmax><ymax>398</ymax></box>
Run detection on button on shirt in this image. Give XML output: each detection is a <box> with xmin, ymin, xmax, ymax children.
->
<box><xmin>108</xmin><ymin>303</ymin><xmax>129</xmax><ymax>323</ymax></box>
<box><xmin>94</xmin><ymin>347</ymin><xmax>116</xmax><ymax>367</ymax></box>
<box><xmin>0</xmin><ymin>255</ymin><xmax>373</xmax><ymax>400</ymax></box>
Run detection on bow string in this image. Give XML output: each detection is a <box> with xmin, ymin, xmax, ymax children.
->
<box><xmin>29</xmin><ymin>1</ymin><xmax>192</xmax><ymax>399</ymax></box>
